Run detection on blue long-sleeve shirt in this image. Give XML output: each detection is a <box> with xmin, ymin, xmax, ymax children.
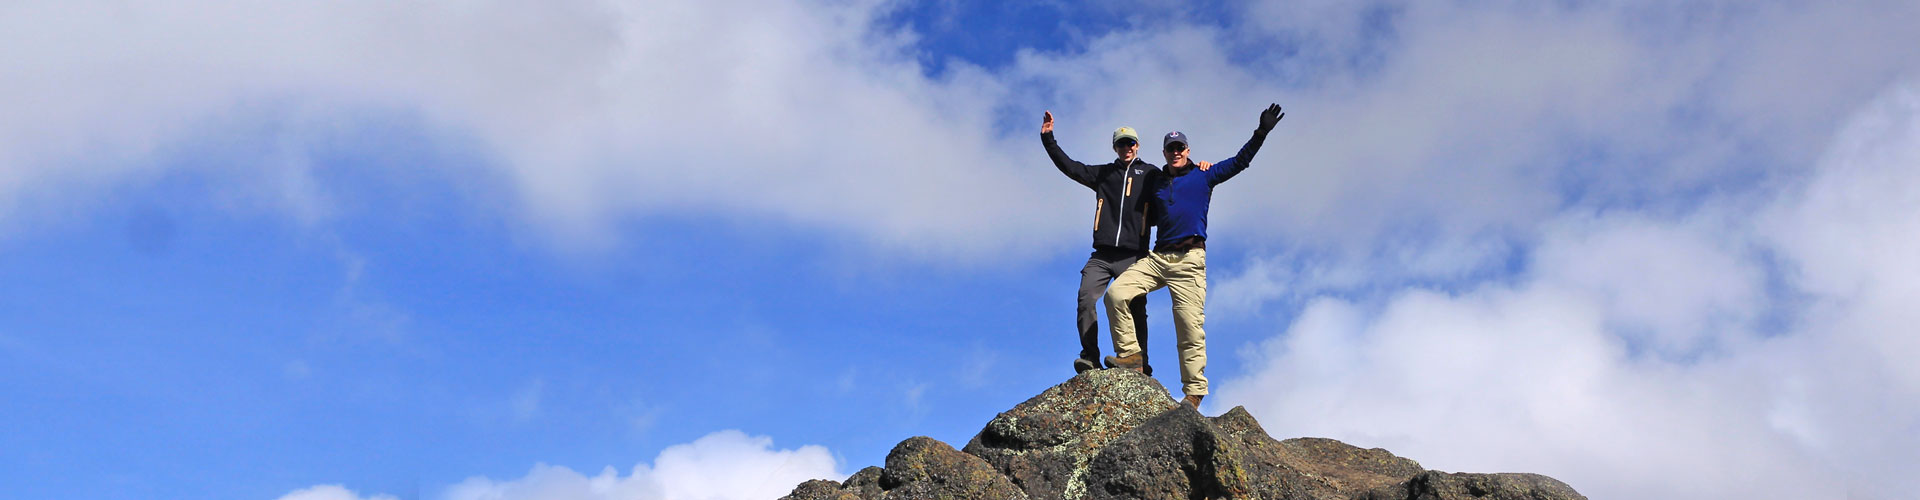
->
<box><xmin>1146</xmin><ymin>127</ymin><xmax>1269</xmax><ymax>249</ymax></box>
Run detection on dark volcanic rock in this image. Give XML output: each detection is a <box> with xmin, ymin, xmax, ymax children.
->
<box><xmin>961</xmin><ymin>369</ymin><xmax>1178</xmax><ymax>499</ymax></box>
<box><xmin>1085</xmin><ymin>404</ymin><xmax>1434</xmax><ymax>500</ymax></box>
<box><xmin>781</xmin><ymin>479</ymin><xmax>858</xmax><ymax>500</ymax></box>
<box><xmin>1217</xmin><ymin>406</ymin><xmax>1425</xmax><ymax>496</ymax></box>
<box><xmin>1083</xmin><ymin>404</ymin><xmax>1253</xmax><ymax>499</ymax></box>
<box><xmin>783</xmin><ymin>368</ymin><xmax>1586</xmax><ymax>500</ymax></box>
<box><xmin>1276</xmin><ymin>436</ymin><xmax>1424</xmax><ymax>486</ymax></box>
<box><xmin>779</xmin><ymin>439</ymin><xmax>1025</xmax><ymax>500</ymax></box>
<box><xmin>880</xmin><ymin>436</ymin><xmax>1027</xmax><ymax>499</ymax></box>
<box><xmin>1362</xmin><ymin>470</ymin><xmax>1587</xmax><ymax>500</ymax></box>
<box><xmin>840</xmin><ymin>467</ymin><xmax>884</xmax><ymax>498</ymax></box>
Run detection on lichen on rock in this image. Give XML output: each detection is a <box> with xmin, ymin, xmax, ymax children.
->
<box><xmin>961</xmin><ymin>368</ymin><xmax>1177</xmax><ymax>499</ymax></box>
<box><xmin>782</xmin><ymin>368</ymin><xmax>1587</xmax><ymax>500</ymax></box>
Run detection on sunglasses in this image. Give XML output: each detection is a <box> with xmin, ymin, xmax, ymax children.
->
<box><xmin>1164</xmin><ymin>143</ymin><xmax>1187</xmax><ymax>153</ymax></box>
<box><xmin>1113</xmin><ymin>139</ymin><xmax>1138</xmax><ymax>148</ymax></box>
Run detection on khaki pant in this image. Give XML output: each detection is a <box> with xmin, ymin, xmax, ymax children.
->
<box><xmin>1106</xmin><ymin>248</ymin><xmax>1208</xmax><ymax>396</ymax></box>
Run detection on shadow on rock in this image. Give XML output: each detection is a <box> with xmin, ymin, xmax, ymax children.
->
<box><xmin>782</xmin><ymin>369</ymin><xmax>1586</xmax><ymax>500</ymax></box>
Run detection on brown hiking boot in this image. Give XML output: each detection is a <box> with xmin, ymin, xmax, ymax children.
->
<box><xmin>1103</xmin><ymin>353</ymin><xmax>1144</xmax><ymax>372</ymax></box>
<box><xmin>1182</xmin><ymin>394</ymin><xmax>1204</xmax><ymax>410</ymax></box>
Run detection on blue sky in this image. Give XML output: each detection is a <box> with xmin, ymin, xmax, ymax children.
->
<box><xmin>5</xmin><ymin>1</ymin><xmax>1920</xmax><ymax>499</ymax></box>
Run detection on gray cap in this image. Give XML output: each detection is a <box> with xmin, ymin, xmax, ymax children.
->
<box><xmin>1163</xmin><ymin>131</ymin><xmax>1189</xmax><ymax>150</ymax></box>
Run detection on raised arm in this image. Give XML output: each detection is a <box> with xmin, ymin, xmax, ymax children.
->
<box><xmin>1207</xmin><ymin>103</ymin><xmax>1284</xmax><ymax>185</ymax></box>
<box><xmin>1041</xmin><ymin>110</ymin><xmax>1100</xmax><ymax>188</ymax></box>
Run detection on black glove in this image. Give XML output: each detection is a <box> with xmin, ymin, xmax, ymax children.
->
<box><xmin>1258</xmin><ymin>103</ymin><xmax>1284</xmax><ymax>132</ymax></box>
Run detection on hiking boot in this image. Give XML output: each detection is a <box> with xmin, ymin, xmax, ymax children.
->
<box><xmin>1182</xmin><ymin>394</ymin><xmax>1204</xmax><ymax>410</ymax></box>
<box><xmin>1073</xmin><ymin>357</ymin><xmax>1099</xmax><ymax>374</ymax></box>
<box><xmin>1103</xmin><ymin>353</ymin><xmax>1145</xmax><ymax>372</ymax></box>
<box><xmin>1112</xmin><ymin>354</ymin><xmax>1152</xmax><ymax>376</ymax></box>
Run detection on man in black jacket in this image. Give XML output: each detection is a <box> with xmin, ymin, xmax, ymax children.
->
<box><xmin>1041</xmin><ymin>110</ymin><xmax>1159</xmax><ymax>375</ymax></box>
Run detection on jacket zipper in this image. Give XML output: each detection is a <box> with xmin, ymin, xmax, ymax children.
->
<box><xmin>1114</xmin><ymin>159</ymin><xmax>1131</xmax><ymax>247</ymax></box>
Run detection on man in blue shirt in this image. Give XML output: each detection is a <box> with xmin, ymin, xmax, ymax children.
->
<box><xmin>1105</xmin><ymin>103</ymin><xmax>1284</xmax><ymax>410</ymax></box>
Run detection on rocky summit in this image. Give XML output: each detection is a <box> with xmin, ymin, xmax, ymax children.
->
<box><xmin>781</xmin><ymin>369</ymin><xmax>1586</xmax><ymax>500</ymax></box>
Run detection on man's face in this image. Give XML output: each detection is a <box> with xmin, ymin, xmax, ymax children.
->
<box><xmin>1113</xmin><ymin>139</ymin><xmax>1139</xmax><ymax>162</ymax></box>
<box><xmin>1163</xmin><ymin>142</ymin><xmax>1188</xmax><ymax>167</ymax></box>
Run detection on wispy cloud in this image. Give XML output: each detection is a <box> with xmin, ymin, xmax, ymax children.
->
<box><xmin>275</xmin><ymin>485</ymin><xmax>397</xmax><ymax>500</ymax></box>
<box><xmin>511</xmin><ymin>378</ymin><xmax>545</xmax><ymax>423</ymax></box>
<box><xmin>903</xmin><ymin>382</ymin><xmax>932</xmax><ymax>414</ymax></box>
<box><xmin>957</xmin><ymin>342</ymin><xmax>999</xmax><ymax>389</ymax></box>
<box><xmin>1214</xmin><ymin>82</ymin><xmax>1920</xmax><ymax>499</ymax></box>
<box><xmin>283</xmin><ymin>359</ymin><xmax>312</xmax><ymax>381</ymax></box>
<box><xmin>834</xmin><ymin>367</ymin><xmax>858</xmax><ymax>395</ymax></box>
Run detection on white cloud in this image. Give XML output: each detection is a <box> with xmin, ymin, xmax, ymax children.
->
<box><xmin>7</xmin><ymin>1</ymin><xmax>1918</xmax><ymax>497</ymax></box>
<box><xmin>0</xmin><ymin>0</ymin><xmax>1067</xmax><ymax>257</ymax></box>
<box><xmin>1762</xmin><ymin>82</ymin><xmax>1920</xmax><ymax>388</ymax></box>
<box><xmin>1532</xmin><ymin>212</ymin><xmax>1764</xmax><ymax>357</ymax></box>
<box><xmin>443</xmin><ymin>430</ymin><xmax>841</xmax><ymax>500</ymax></box>
<box><xmin>275</xmin><ymin>484</ymin><xmax>397</xmax><ymax>500</ymax></box>
<box><xmin>1209</xmin><ymin>233</ymin><xmax>1518</xmax><ymax>317</ymax></box>
<box><xmin>1214</xmin><ymin>81</ymin><xmax>1920</xmax><ymax>499</ymax></box>
<box><xmin>6</xmin><ymin>1</ymin><xmax>1918</xmax><ymax>262</ymax></box>
<box><xmin>277</xmin><ymin>430</ymin><xmax>839</xmax><ymax>500</ymax></box>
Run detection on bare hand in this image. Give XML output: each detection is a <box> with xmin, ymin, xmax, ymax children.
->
<box><xmin>1042</xmin><ymin>110</ymin><xmax>1054</xmax><ymax>134</ymax></box>
<box><xmin>1197</xmin><ymin>160</ymin><xmax>1212</xmax><ymax>171</ymax></box>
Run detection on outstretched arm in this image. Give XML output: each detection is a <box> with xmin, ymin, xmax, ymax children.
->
<box><xmin>1207</xmin><ymin>103</ymin><xmax>1283</xmax><ymax>185</ymax></box>
<box><xmin>1041</xmin><ymin>110</ymin><xmax>1100</xmax><ymax>187</ymax></box>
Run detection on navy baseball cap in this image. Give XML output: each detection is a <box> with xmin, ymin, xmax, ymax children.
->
<box><xmin>1163</xmin><ymin>131</ymin><xmax>1188</xmax><ymax>150</ymax></box>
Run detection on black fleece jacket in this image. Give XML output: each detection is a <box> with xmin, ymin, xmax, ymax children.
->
<box><xmin>1043</xmin><ymin>131</ymin><xmax>1161</xmax><ymax>253</ymax></box>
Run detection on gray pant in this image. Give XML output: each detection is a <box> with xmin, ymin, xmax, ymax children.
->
<box><xmin>1078</xmin><ymin>248</ymin><xmax>1148</xmax><ymax>368</ymax></box>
